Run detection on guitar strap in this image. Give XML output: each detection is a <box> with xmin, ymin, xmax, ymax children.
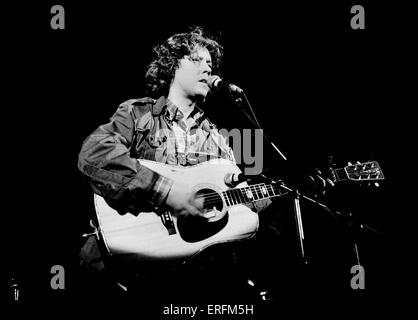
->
<box><xmin>79</xmin><ymin>220</ymin><xmax>106</xmax><ymax>272</ymax></box>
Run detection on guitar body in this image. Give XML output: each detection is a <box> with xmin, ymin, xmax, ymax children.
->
<box><xmin>94</xmin><ymin>159</ymin><xmax>259</xmax><ymax>265</ymax></box>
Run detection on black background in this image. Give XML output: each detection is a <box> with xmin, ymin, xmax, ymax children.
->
<box><xmin>4</xmin><ymin>1</ymin><xmax>414</xmax><ymax>318</ymax></box>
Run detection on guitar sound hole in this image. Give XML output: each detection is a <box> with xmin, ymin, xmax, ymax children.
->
<box><xmin>177</xmin><ymin>188</ymin><xmax>227</xmax><ymax>243</ymax></box>
<box><xmin>195</xmin><ymin>188</ymin><xmax>223</xmax><ymax>213</ymax></box>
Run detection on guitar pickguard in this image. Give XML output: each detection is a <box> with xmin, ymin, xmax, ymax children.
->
<box><xmin>176</xmin><ymin>213</ymin><xmax>229</xmax><ymax>243</ymax></box>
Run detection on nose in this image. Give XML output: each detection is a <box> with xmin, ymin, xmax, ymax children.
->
<box><xmin>202</xmin><ymin>61</ymin><xmax>212</xmax><ymax>74</ymax></box>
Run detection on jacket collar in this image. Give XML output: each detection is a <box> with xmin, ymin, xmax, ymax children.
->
<box><xmin>152</xmin><ymin>96</ymin><xmax>206</xmax><ymax>125</ymax></box>
<box><xmin>151</xmin><ymin>96</ymin><xmax>167</xmax><ymax>116</ymax></box>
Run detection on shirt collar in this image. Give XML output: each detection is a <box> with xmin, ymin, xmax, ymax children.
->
<box><xmin>164</xmin><ymin>98</ymin><xmax>206</xmax><ymax>125</ymax></box>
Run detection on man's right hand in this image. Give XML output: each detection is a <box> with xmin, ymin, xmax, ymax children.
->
<box><xmin>165</xmin><ymin>181</ymin><xmax>204</xmax><ymax>217</ymax></box>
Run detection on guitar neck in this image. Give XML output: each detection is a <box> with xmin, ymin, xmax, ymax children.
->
<box><xmin>222</xmin><ymin>183</ymin><xmax>287</xmax><ymax>207</ymax></box>
<box><xmin>221</xmin><ymin>161</ymin><xmax>383</xmax><ymax>207</ymax></box>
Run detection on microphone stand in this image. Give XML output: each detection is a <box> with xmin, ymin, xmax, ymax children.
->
<box><xmin>233</xmin><ymin>93</ymin><xmax>287</xmax><ymax>161</ymax></box>
<box><xmin>231</xmin><ymin>90</ymin><xmax>383</xmax><ymax>266</ymax></box>
<box><xmin>232</xmin><ymin>91</ymin><xmax>309</xmax><ymax>262</ymax></box>
<box><xmin>293</xmin><ymin>188</ymin><xmax>307</xmax><ymax>264</ymax></box>
<box><xmin>345</xmin><ymin>212</ymin><xmax>362</xmax><ymax>267</ymax></box>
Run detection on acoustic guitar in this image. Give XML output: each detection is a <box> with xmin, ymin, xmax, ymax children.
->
<box><xmin>93</xmin><ymin>159</ymin><xmax>384</xmax><ymax>265</ymax></box>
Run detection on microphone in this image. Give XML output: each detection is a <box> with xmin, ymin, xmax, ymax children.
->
<box><xmin>208</xmin><ymin>75</ymin><xmax>244</xmax><ymax>95</ymax></box>
<box><xmin>224</xmin><ymin>172</ymin><xmax>247</xmax><ymax>188</ymax></box>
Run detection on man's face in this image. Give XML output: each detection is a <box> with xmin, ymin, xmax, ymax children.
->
<box><xmin>171</xmin><ymin>46</ymin><xmax>212</xmax><ymax>99</ymax></box>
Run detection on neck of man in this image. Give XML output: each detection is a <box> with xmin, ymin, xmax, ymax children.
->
<box><xmin>167</xmin><ymin>88</ymin><xmax>198</xmax><ymax>119</ymax></box>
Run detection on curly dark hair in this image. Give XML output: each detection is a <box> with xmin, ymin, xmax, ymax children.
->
<box><xmin>145</xmin><ymin>26</ymin><xmax>223</xmax><ymax>97</ymax></box>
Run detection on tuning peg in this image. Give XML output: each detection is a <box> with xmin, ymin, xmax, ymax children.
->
<box><xmin>374</xmin><ymin>182</ymin><xmax>380</xmax><ymax>187</ymax></box>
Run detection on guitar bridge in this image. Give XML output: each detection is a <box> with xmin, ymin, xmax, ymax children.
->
<box><xmin>160</xmin><ymin>211</ymin><xmax>176</xmax><ymax>235</ymax></box>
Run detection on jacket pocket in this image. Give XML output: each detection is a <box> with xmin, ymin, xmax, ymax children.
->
<box><xmin>143</xmin><ymin>134</ymin><xmax>168</xmax><ymax>162</ymax></box>
<box><xmin>130</xmin><ymin>127</ymin><xmax>150</xmax><ymax>158</ymax></box>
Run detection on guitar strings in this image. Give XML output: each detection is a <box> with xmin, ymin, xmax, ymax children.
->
<box><xmin>193</xmin><ymin>183</ymin><xmax>273</xmax><ymax>201</ymax></box>
<box><xmin>198</xmin><ymin>189</ymin><xmax>285</xmax><ymax>208</ymax></box>
<box><xmin>193</xmin><ymin>165</ymin><xmax>377</xmax><ymax>204</ymax></box>
<box><xmin>195</xmin><ymin>165</ymin><xmax>381</xmax><ymax>208</ymax></box>
<box><xmin>194</xmin><ymin>183</ymin><xmax>282</xmax><ymax>207</ymax></box>
<box><xmin>208</xmin><ymin>184</ymin><xmax>281</xmax><ymax>202</ymax></box>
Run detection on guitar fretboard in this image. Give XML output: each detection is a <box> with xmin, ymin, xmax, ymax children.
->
<box><xmin>333</xmin><ymin>168</ymin><xmax>348</xmax><ymax>181</ymax></box>
<box><xmin>219</xmin><ymin>161</ymin><xmax>383</xmax><ymax>207</ymax></box>
<box><xmin>222</xmin><ymin>183</ymin><xmax>287</xmax><ymax>207</ymax></box>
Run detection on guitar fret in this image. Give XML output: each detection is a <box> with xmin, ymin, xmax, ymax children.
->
<box><xmin>260</xmin><ymin>185</ymin><xmax>268</xmax><ymax>198</ymax></box>
<box><xmin>227</xmin><ymin>190</ymin><xmax>234</xmax><ymax>205</ymax></box>
<box><xmin>266</xmin><ymin>184</ymin><xmax>275</xmax><ymax>197</ymax></box>
<box><xmin>231</xmin><ymin>189</ymin><xmax>240</xmax><ymax>204</ymax></box>
<box><xmin>222</xmin><ymin>192</ymin><xmax>230</xmax><ymax>207</ymax></box>
<box><xmin>253</xmin><ymin>184</ymin><xmax>264</xmax><ymax>200</ymax></box>
<box><xmin>231</xmin><ymin>191</ymin><xmax>237</xmax><ymax>205</ymax></box>
<box><xmin>240</xmin><ymin>188</ymin><xmax>251</xmax><ymax>204</ymax></box>
<box><xmin>229</xmin><ymin>189</ymin><xmax>238</xmax><ymax>205</ymax></box>
<box><xmin>225</xmin><ymin>190</ymin><xmax>232</xmax><ymax>205</ymax></box>
<box><xmin>234</xmin><ymin>188</ymin><xmax>245</xmax><ymax>204</ymax></box>
<box><xmin>260</xmin><ymin>184</ymin><xmax>269</xmax><ymax>197</ymax></box>
<box><xmin>244</xmin><ymin>187</ymin><xmax>254</xmax><ymax>201</ymax></box>
<box><xmin>249</xmin><ymin>185</ymin><xmax>259</xmax><ymax>200</ymax></box>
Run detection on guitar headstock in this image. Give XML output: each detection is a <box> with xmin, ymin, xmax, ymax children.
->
<box><xmin>344</xmin><ymin>161</ymin><xmax>384</xmax><ymax>181</ymax></box>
